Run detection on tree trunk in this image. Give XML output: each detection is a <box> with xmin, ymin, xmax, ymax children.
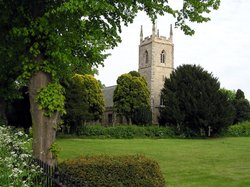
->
<box><xmin>29</xmin><ymin>71</ymin><xmax>59</xmax><ymax>165</ymax></box>
<box><xmin>0</xmin><ymin>97</ymin><xmax>7</xmax><ymax>124</ymax></box>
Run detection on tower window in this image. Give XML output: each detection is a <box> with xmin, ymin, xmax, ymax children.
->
<box><xmin>145</xmin><ymin>50</ymin><xmax>148</xmax><ymax>64</ymax></box>
<box><xmin>160</xmin><ymin>50</ymin><xmax>166</xmax><ymax>63</ymax></box>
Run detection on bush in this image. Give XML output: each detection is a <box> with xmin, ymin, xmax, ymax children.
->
<box><xmin>76</xmin><ymin>125</ymin><xmax>175</xmax><ymax>138</ymax></box>
<box><xmin>79</xmin><ymin>124</ymin><xmax>106</xmax><ymax>136</ymax></box>
<box><xmin>59</xmin><ymin>155</ymin><xmax>165</xmax><ymax>187</ymax></box>
<box><xmin>107</xmin><ymin>125</ymin><xmax>135</xmax><ymax>138</ymax></box>
<box><xmin>223</xmin><ymin>121</ymin><xmax>250</xmax><ymax>137</ymax></box>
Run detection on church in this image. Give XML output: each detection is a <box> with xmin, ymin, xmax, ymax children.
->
<box><xmin>101</xmin><ymin>24</ymin><xmax>174</xmax><ymax>125</ymax></box>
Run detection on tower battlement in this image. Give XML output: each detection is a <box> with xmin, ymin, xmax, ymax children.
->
<box><xmin>140</xmin><ymin>35</ymin><xmax>172</xmax><ymax>45</ymax></box>
<box><xmin>140</xmin><ymin>24</ymin><xmax>173</xmax><ymax>44</ymax></box>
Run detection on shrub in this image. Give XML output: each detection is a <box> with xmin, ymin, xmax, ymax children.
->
<box><xmin>223</xmin><ymin>121</ymin><xmax>250</xmax><ymax>137</ymax></box>
<box><xmin>145</xmin><ymin>126</ymin><xmax>174</xmax><ymax>138</ymax></box>
<box><xmin>107</xmin><ymin>125</ymin><xmax>134</xmax><ymax>138</ymax></box>
<box><xmin>59</xmin><ymin>155</ymin><xmax>165</xmax><ymax>187</ymax></box>
<box><xmin>76</xmin><ymin>125</ymin><xmax>175</xmax><ymax>138</ymax></box>
<box><xmin>79</xmin><ymin>124</ymin><xmax>106</xmax><ymax>136</ymax></box>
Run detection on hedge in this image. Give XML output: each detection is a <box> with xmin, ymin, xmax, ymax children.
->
<box><xmin>223</xmin><ymin>121</ymin><xmax>250</xmax><ymax>137</ymax></box>
<box><xmin>59</xmin><ymin>155</ymin><xmax>165</xmax><ymax>187</ymax></box>
<box><xmin>76</xmin><ymin>125</ymin><xmax>175</xmax><ymax>138</ymax></box>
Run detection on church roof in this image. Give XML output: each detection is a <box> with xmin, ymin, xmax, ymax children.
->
<box><xmin>102</xmin><ymin>85</ymin><xmax>116</xmax><ymax>108</ymax></box>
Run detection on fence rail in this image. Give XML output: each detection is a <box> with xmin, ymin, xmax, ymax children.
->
<box><xmin>34</xmin><ymin>159</ymin><xmax>86</xmax><ymax>187</ymax></box>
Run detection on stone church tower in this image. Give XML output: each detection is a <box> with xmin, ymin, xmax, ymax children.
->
<box><xmin>138</xmin><ymin>24</ymin><xmax>174</xmax><ymax>124</ymax></box>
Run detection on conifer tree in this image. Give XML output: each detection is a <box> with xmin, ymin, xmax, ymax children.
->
<box><xmin>159</xmin><ymin>64</ymin><xmax>234</xmax><ymax>137</ymax></box>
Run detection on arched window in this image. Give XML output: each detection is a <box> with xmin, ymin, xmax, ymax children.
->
<box><xmin>145</xmin><ymin>50</ymin><xmax>148</xmax><ymax>64</ymax></box>
<box><xmin>160</xmin><ymin>50</ymin><xmax>166</xmax><ymax>63</ymax></box>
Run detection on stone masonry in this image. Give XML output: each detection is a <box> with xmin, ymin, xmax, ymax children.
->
<box><xmin>102</xmin><ymin>24</ymin><xmax>174</xmax><ymax>125</ymax></box>
<box><xmin>138</xmin><ymin>24</ymin><xmax>174</xmax><ymax>124</ymax></box>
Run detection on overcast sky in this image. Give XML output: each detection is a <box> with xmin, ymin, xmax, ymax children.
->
<box><xmin>96</xmin><ymin>0</ymin><xmax>250</xmax><ymax>100</ymax></box>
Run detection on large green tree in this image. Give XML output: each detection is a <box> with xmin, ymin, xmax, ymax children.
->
<box><xmin>114</xmin><ymin>72</ymin><xmax>150</xmax><ymax>124</ymax></box>
<box><xmin>64</xmin><ymin>74</ymin><xmax>104</xmax><ymax>132</ymax></box>
<box><xmin>159</xmin><ymin>64</ymin><xmax>235</xmax><ymax>137</ymax></box>
<box><xmin>218</xmin><ymin>88</ymin><xmax>250</xmax><ymax>124</ymax></box>
<box><xmin>233</xmin><ymin>89</ymin><xmax>250</xmax><ymax>124</ymax></box>
<box><xmin>0</xmin><ymin>0</ymin><xmax>220</xmax><ymax>164</ymax></box>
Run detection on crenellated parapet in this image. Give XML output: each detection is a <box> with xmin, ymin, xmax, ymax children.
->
<box><xmin>140</xmin><ymin>24</ymin><xmax>173</xmax><ymax>45</ymax></box>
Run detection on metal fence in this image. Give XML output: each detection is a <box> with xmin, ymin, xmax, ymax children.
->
<box><xmin>34</xmin><ymin>159</ymin><xmax>87</xmax><ymax>187</ymax></box>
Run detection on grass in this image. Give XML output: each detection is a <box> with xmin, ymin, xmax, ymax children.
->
<box><xmin>57</xmin><ymin>137</ymin><xmax>250</xmax><ymax>187</ymax></box>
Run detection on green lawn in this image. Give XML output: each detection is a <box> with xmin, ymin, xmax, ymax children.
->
<box><xmin>57</xmin><ymin>138</ymin><xmax>250</xmax><ymax>187</ymax></box>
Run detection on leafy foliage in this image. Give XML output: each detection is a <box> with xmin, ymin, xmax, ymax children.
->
<box><xmin>132</xmin><ymin>106</ymin><xmax>152</xmax><ymax>125</ymax></box>
<box><xmin>36</xmin><ymin>83</ymin><xmax>66</xmax><ymax>117</ymax></box>
<box><xmin>176</xmin><ymin>0</ymin><xmax>220</xmax><ymax>35</ymax></box>
<box><xmin>0</xmin><ymin>0</ymin><xmax>221</xmax><ymax>100</ymax></box>
<box><xmin>0</xmin><ymin>0</ymin><xmax>220</xmax><ymax>83</ymax></box>
<box><xmin>74</xmin><ymin>124</ymin><xmax>175</xmax><ymax>139</ymax></box>
<box><xmin>59</xmin><ymin>155</ymin><xmax>165</xmax><ymax>187</ymax></box>
<box><xmin>49</xmin><ymin>142</ymin><xmax>61</xmax><ymax>159</ymax></box>
<box><xmin>0</xmin><ymin>0</ymin><xmax>220</xmax><ymax>163</ymax></box>
<box><xmin>159</xmin><ymin>64</ymin><xmax>235</xmax><ymax>137</ymax></box>
<box><xmin>220</xmin><ymin>88</ymin><xmax>236</xmax><ymax>102</ymax></box>
<box><xmin>233</xmin><ymin>89</ymin><xmax>250</xmax><ymax>124</ymax></box>
<box><xmin>6</xmin><ymin>87</ymin><xmax>32</xmax><ymax>130</ymax></box>
<box><xmin>114</xmin><ymin>72</ymin><xmax>150</xmax><ymax>124</ymax></box>
<box><xmin>64</xmin><ymin>74</ymin><xmax>104</xmax><ymax>131</ymax></box>
<box><xmin>128</xmin><ymin>70</ymin><xmax>141</xmax><ymax>77</ymax></box>
<box><xmin>219</xmin><ymin>88</ymin><xmax>250</xmax><ymax>124</ymax></box>
<box><xmin>223</xmin><ymin>121</ymin><xmax>250</xmax><ymax>137</ymax></box>
<box><xmin>235</xmin><ymin>89</ymin><xmax>245</xmax><ymax>100</ymax></box>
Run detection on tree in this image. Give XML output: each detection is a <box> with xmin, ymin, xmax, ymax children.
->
<box><xmin>132</xmin><ymin>106</ymin><xmax>152</xmax><ymax>125</ymax></box>
<box><xmin>220</xmin><ymin>88</ymin><xmax>236</xmax><ymax>102</ymax></box>
<box><xmin>219</xmin><ymin>88</ymin><xmax>236</xmax><ymax>123</ymax></box>
<box><xmin>0</xmin><ymin>22</ymin><xmax>22</xmax><ymax>124</ymax></box>
<box><xmin>0</xmin><ymin>0</ymin><xmax>221</xmax><ymax>164</ymax></box>
<box><xmin>114</xmin><ymin>72</ymin><xmax>150</xmax><ymax>124</ymax></box>
<box><xmin>233</xmin><ymin>89</ymin><xmax>250</xmax><ymax>124</ymax></box>
<box><xmin>64</xmin><ymin>74</ymin><xmax>104</xmax><ymax>133</ymax></box>
<box><xmin>128</xmin><ymin>71</ymin><xmax>141</xmax><ymax>77</ymax></box>
<box><xmin>6</xmin><ymin>87</ymin><xmax>32</xmax><ymax>131</ymax></box>
<box><xmin>235</xmin><ymin>89</ymin><xmax>245</xmax><ymax>100</ymax></box>
<box><xmin>159</xmin><ymin>64</ymin><xmax>235</xmax><ymax>137</ymax></box>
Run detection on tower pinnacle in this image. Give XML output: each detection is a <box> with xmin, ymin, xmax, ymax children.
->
<box><xmin>169</xmin><ymin>24</ymin><xmax>173</xmax><ymax>41</ymax></box>
<box><xmin>140</xmin><ymin>25</ymin><xmax>143</xmax><ymax>42</ymax></box>
<box><xmin>152</xmin><ymin>22</ymin><xmax>156</xmax><ymax>37</ymax></box>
